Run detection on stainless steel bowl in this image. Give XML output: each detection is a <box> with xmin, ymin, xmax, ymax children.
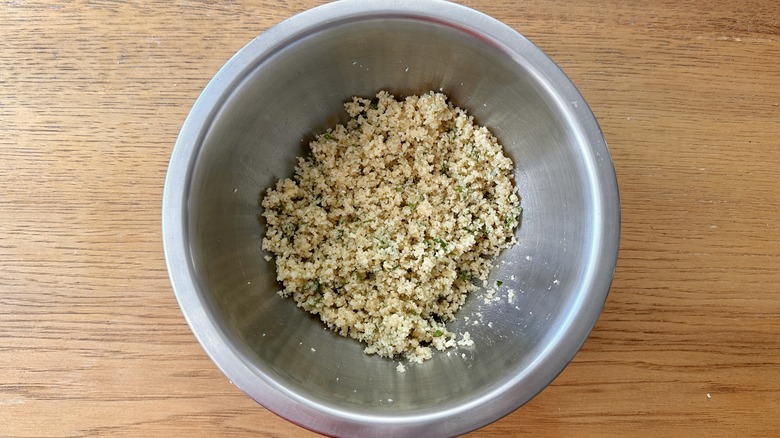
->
<box><xmin>162</xmin><ymin>0</ymin><xmax>620</xmax><ymax>436</ymax></box>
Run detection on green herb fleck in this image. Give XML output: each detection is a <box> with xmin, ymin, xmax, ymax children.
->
<box><xmin>440</xmin><ymin>162</ymin><xmax>450</xmax><ymax>177</ymax></box>
<box><xmin>322</xmin><ymin>133</ymin><xmax>335</xmax><ymax>141</ymax></box>
<box><xmin>283</xmin><ymin>222</ymin><xmax>298</xmax><ymax>238</ymax></box>
<box><xmin>457</xmin><ymin>268</ymin><xmax>472</xmax><ymax>281</ymax></box>
<box><xmin>432</xmin><ymin>330</ymin><xmax>444</xmax><ymax>337</ymax></box>
<box><xmin>374</xmin><ymin>236</ymin><xmax>389</xmax><ymax>249</ymax></box>
<box><xmin>496</xmin><ymin>280</ymin><xmax>503</xmax><ymax>287</ymax></box>
<box><xmin>504</xmin><ymin>216</ymin><xmax>516</xmax><ymax>228</ymax></box>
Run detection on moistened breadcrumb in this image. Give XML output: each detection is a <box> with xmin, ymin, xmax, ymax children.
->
<box><xmin>261</xmin><ymin>91</ymin><xmax>521</xmax><ymax>363</ymax></box>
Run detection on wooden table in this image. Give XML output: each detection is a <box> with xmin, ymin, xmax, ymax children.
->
<box><xmin>2</xmin><ymin>0</ymin><xmax>778</xmax><ymax>436</ymax></box>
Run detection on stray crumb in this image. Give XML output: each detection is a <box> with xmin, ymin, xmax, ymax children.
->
<box><xmin>525</xmin><ymin>255</ymin><xmax>532</xmax><ymax>261</ymax></box>
<box><xmin>264</xmin><ymin>255</ymin><xmax>272</xmax><ymax>262</ymax></box>
<box><xmin>405</xmin><ymin>67</ymin><xmax>409</xmax><ymax>72</ymax></box>
<box><xmin>457</xmin><ymin>331</ymin><xmax>474</xmax><ymax>346</ymax></box>
<box><xmin>707</xmin><ymin>393</ymin><xmax>712</xmax><ymax>399</ymax></box>
<box><xmin>508</xmin><ymin>289</ymin><xmax>515</xmax><ymax>302</ymax></box>
<box><xmin>461</xmin><ymin>353</ymin><xmax>466</xmax><ymax>359</ymax></box>
<box><xmin>311</xmin><ymin>348</ymin><xmax>316</xmax><ymax>352</ymax></box>
<box><xmin>396</xmin><ymin>363</ymin><xmax>406</xmax><ymax>373</ymax></box>
<box><xmin>483</xmin><ymin>288</ymin><xmax>497</xmax><ymax>304</ymax></box>
<box><xmin>232</xmin><ymin>188</ymin><xmax>238</xmax><ymax>193</ymax></box>
<box><xmin>388</xmin><ymin>398</ymin><xmax>393</xmax><ymax>403</ymax></box>
<box><xmin>488</xmin><ymin>322</ymin><xmax>493</xmax><ymax>328</ymax></box>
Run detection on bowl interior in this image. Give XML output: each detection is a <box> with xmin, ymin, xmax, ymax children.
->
<box><xmin>182</xmin><ymin>11</ymin><xmax>613</xmax><ymax>426</ymax></box>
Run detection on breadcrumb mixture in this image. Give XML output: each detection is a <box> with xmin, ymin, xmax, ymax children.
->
<box><xmin>261</xmin><ymin>91</ymin><xmax>521</xmax><ymax>363</ymax></box>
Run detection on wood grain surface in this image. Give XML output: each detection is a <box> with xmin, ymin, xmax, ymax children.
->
<box><xmin>1</xmin><ymin>0</ymin><xmax>778</xmax><ymax>436</ymax></box>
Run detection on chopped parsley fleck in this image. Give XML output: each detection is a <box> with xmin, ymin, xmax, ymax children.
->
<box><xmin>457</xmin><ymin>268</ymin><xmax>472</xmax><ymax>281</ymax></box>
<box><xmin>432</xmin><ymin>237</ymin><xmax>447</xmax><ymax>250</ymax></box>
<box><xmin>440</xmin><ymin>162</ymin><xmax>450</xmax><ymax>177</ymax></box>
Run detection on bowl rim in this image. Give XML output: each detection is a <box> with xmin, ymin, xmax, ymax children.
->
<box><xmin>162</xmin><ymin>0</ymin><xmax>620</xmax><ymax>436</ymax></box>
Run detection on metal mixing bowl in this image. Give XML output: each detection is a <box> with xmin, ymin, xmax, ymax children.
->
<box><xmin>162</xmin><ymin>0</ymin><xmax>620</xmax><ymax>436</ymax></box>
